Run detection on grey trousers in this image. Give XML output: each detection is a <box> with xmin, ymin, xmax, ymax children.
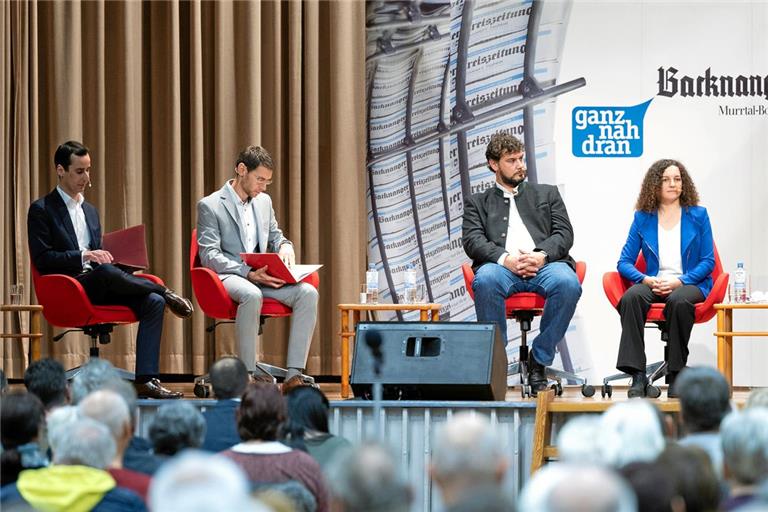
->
<box><xmin>220</xmin><ymin>274</ymin><xmax>318</xmax><ymax>371</ymax></box>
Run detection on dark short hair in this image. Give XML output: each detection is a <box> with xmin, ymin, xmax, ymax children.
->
<box><xmin>286</xmin><ymin>386</ymin><xmax>330</xmax><ymax>434</ymax></box>
<box><xmin>1</xmin><ymin>391</ymin><xmax>45</xmax><ymax>448</ymax></box>
<box><xmin>237</xmin><ymin>383</ymin><xmax>286</xmax><ymax>442</ymax></box>
<box><xmin>54</xmin><ymin>140</ymin><xmax>89</xmax><ymax>169</ymax></box>
<box><xmin>210</xmin><ymin>357</ymin><xmax>249</xmax><ymax>399</ymax></box>
<box><xmin>674</xmin><ymin>366</ymin><xmax>731</xmax><ymax>433</ymax></box>
<box><xmin>485</xmin><ymin>133</ymin><xmax>524</xmax><ymax>171</ymax></box>
<box><xmin>235</xmin><ymin>145</ymin><xmax>274</xmax><ymax>172</ymax></box>
<box><xmin>656</xmin><ymin>443</ymin><xmax>720</xmax><ymax>512</ymax></box>
<box><xmin>24</xmin><ymin>358</ymin><xmax>68</xmax><ymax>409</ymax></box>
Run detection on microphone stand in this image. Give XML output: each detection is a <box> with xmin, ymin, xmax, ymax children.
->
<box><xmin>366</xmin><ymin>334</ymin><xmax>384</xmax><ymax>439</ymax></box>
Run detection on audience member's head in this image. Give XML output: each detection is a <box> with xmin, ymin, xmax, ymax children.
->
<box><xmin>210</xmin><ymin>356</ymin><xmax>250</xmax><ymax>399</ymax></box>
<box><xmin>520</xmin><ymin>463</ymin><xmax>637</xmax><ymax>512</ymax></box>
<box><xmin>284</xmin><ymin>385</ymin><xmax>331</xmax><ymax>452</ymax></box>
<box><xmin>557</xmin><ymin>415</ymin><xmax>603</xmax><ymax>464</ymax></box>
<box><xmin>745</xmin><ymin>387</ymin><xmax>768</xmax><ymax>410</ymax></box>
<box><xmin>430</xmin><ymin>412</ymin><xmax>508</xmax><ymax>507</ymax></box>
<box><xmin>656</xmin><ymin>443</ymin><xmax>720</xmax><ymax>512</ymax></box>
<box><xmin>52</xmin><ymin>417</ymin><xmax>116</xmax><ymax>469</ymax></box>
<box><xmin>673</xmin><ymin>366</ymin><xmax>731</xmax><ymax>434</ymax></box>
<box><xmin>149</xmin><ymin>401</ymin><xmax>206</xmax><ymax>456</ymax></box>
<box><xmin>70</xmin><ymin>358</ymin><xmax>121</xmax><ymax>404</ymax></box>
<box><xmin>599</xmin><ymin>400</ymin><xmax>665</xmax><ymax>468</ymax></box>
<box><xmin>46</xmin><ymin>405</ymin><xmax>80</xmax><ymax>455</ymax></box>
<box><xmin>326</xmin><ymin>443</ymin><xmax>411</xmax><ymax>512</ymax></box>
<box><xmin>619</xmin><ymin>461</ymin><xmax>683</xmax><ymax>512</ymax></box>
<box><xmin>1</xmin><ymin>391</ymin><xmax>48</xmax><ymax>485</ymax></box>
<box><xmin>24</xmin><ymin>358</ymin><xmax>69</xmax><ymax>410</ymax></box>
<box><xmin>237</xmin><ymin>382</ymin><xmax>286</xmax><ymax>442</ymax></box>
<box><xmin>149</xmin><ymin>451</ymin><xmax>266</xmax><ymax>512</ymax></box>
<box><xmin>720</xmin><ymin>408</ymin><xmax>768</xmax><ymax>486</ymax></box>
<box><xmin>253</xmin><ymin>480</ymin><xmax>317</xmax><ymax>512</ymax></box>
<box><xmin>101</xmin><ymin>378</ymin><xmax>140</xmax><ymax>427</ymax></box>
<box><xmin>79</xmin><ymin>389</ymin><xmax>132</xmax><ymax>464</ymax></box>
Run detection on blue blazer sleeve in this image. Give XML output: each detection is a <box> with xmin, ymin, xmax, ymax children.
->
<box><xmin>679</xmin><ymin>207</ymin><xmax>714</xmax><ymax>287</ymax></box>
<box><xmin>617</xmin><ymin>211</ymin><xmax>646</xmax><ymax>284</ymax></box>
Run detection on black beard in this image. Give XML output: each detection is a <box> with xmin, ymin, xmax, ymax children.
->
<box><xmin>500</xmin><ymin>173</ymin><xmax>525</xmax><ymax>188</ymax></box>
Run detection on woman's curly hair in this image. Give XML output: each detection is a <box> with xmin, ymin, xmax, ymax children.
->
<box><xmin>635</xmin><ymin>159</ymin><xmax>699</xmax><ymax>212</ymax></box>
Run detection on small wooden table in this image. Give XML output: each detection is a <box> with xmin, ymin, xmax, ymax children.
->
<box><xmin>714</xmin><ymin>303</ymin><xmax>768</xmax><ymax>388</ymax></box>
<box><xmin>338</xmin><ymin>303</ymin><xmax>441</xmax><ymax>398</ymax></box>
<box><xmin>1</xmin><ymin>304</ymin><xmax>44</xmax><ymax>364</ymax></box>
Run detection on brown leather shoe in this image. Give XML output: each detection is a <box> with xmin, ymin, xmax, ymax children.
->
<box><xmin>164</xmin><ymin>289</ymin><xmax>193</xmax><ymax>319</ymax></box>
<box><xmin>281</xmin><ymin>374</ymin><xmax>318</xmax><ymax>395</ymax></box>
<box><xmin>135</xmin><ymin>378</ymin><xmax>183</xmax><ymax>399</ymax></box>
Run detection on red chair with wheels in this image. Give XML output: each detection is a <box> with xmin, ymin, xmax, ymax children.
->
<box><xmin>189</xmin><ymin>229</ymin><xmax>320</xmax><ymax>396</ymax></box>
<box><xmin>461</xmin><ymin>261</ymin><xmax>592</xmax><ymax>398</ymax></box>
<box><xmin>601</xmin><ymin>244</ymin><xmax>728</xmax><ymax>398</ymax></box>
<box><xmin>30</xmin><ymin>261</ymin><xmax>164</xmax><ymax>380</ymax></box>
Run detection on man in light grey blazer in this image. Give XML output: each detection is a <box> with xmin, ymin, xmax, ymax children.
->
<box><xmin>196</xmin><ymin>146</ymin><xmax>318</xmax><ymax>389</ymax></box>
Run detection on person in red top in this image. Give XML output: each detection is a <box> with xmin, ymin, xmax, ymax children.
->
<box><xmin>220</xmin><ymin>382</ymin><xmax>330</xmax><ymax>512</ymax></box>
<box><xmin>79</xmin><ymin>387</ymin><xmax>151</xmax><ymax>502</ymax></box>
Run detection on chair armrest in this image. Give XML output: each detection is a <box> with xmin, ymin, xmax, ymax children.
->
<box><xmin>575</xmin><ymin>261</ymin><xmax>586</xmax><ymax>284</ymax></box>
<box><xmin>461</xmin><ymin>263</ymin><xmax>475</xmax><ymax>300</ymax></box>
<box><xmin>191</xmin><ymin>267</ymin><xmax>237</xmax><ymax>320</ymax></box>
<box><xmin>603</xmin><ymin>272</ymin><xmax>629</xmax><ymax>309</ymax></box>
<box><xmin>135</xmin><ymin>273</ymin><xmax>165</xmax><ymax>287</ymax></box>
<box><xmin>34</xmin><ymin>274</ymin><xmax>96</xmax><ymax>327</ymax></box>
<box><xmin>695</xmin><ymin>272</ymin><xmax>730</xmax><ymax>323</ymax></box>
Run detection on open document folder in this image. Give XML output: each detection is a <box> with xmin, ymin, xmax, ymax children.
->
<box><xmin>240</xmin><ymin>253</ymin><xmax>322</xmax><ymax>284</ymax></box>
<box><xmin>102</xmin><ymin>224</ymin><xmax>149</xmax><ymax>272</ymax></box>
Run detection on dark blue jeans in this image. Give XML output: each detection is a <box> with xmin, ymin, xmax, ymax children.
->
<box><xmin>472</xmin><ymin>262</ymin><xmax>581</xmax><ymax>366</ymax></box>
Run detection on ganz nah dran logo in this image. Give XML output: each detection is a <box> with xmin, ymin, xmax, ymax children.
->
<box><xmin>572</xmin><ymin>100</ymin><xmax>651</xmax><ymax>158</ymax></box>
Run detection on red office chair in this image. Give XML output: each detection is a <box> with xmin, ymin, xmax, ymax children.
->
<box><xmin>461</xmin><ymin>261</ymin><xmax>592</xmax><ymax>398</ymax></box>
<box><xmin>30</xmin><ymin>260</ymin><xmax>164</xmax><ymax>380</ymax></box>
<box><xmin>601</xmin><ymin>244</ymin><xmax>728</xmax><ymax>397</ymax></box>
<box><xmin>189</xmin><ymin>229</ymin><xmax>320</xmax><ymax>396</ymax></box>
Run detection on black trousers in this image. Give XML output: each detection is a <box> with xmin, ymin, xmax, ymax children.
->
<box><xmin>76</xmin><ymin>263</ymin><xmax>167</xmax><ymax>378</ymax></box>
<box><xmin>616</xmin><ymin>283</ymin><xmax>704</xmax><ymax>374</ymax></box>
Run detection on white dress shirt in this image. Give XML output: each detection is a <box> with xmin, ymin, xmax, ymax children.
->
<box><xmin>495</xmin><ymin>183</ymin><xmax>536</xmax><ymax>265</ymax></box>
<box><xmin>226</xmin><ymin>181</ymin><xmax>259</xmax><ymax>252</ymax></box>
<box><xmin>57</xmin><ymin>186</ymin><xmax>91</xmax><ymax>269</ymax></box>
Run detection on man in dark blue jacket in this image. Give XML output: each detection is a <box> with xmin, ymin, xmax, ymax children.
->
<box><xmin>201</xmin><ymin>357</ymin><xmax>251</xmax><ymax>452</ymax></box>
<box><xmin>462</xmin><ymin>133</ymin><xmax>581</xmax><ymax>396</ymax></box>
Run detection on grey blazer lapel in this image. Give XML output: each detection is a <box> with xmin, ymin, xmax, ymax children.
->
<box><xmin>218</xmin><ymin>185</ymin><xmax>248</xmax><ymax>251</ymax></box>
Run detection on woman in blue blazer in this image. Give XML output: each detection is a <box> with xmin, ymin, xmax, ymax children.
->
<box><xmin>616</xmin><ymin>159</ymin><xmax>714</xmax><ymax>398</ymax></box>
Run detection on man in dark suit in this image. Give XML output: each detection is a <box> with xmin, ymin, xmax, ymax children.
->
<box><xmin>27</xmin><ymin>140</ymin><xmax>193</xmax><ymax>399</ymax></box>
<box><xmin>462</xmin><ymin>133</ymin><xmax>581</xmax><ymax>395</ymax></box>
<box><xmin>201</xmin><ymin>356</ymin><xmax>250</xmax><ymax>452</ymax></box>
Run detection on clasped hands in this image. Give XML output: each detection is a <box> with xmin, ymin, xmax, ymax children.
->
<box><xmin>503</xmin><ymin>249</ymin><xmax>547</xmax><ymax>278</ymax></box>
<box><xmin>642</xmin><ymin>276</ymin><xmax>682</xmax><ymax>296</ymax></box>
<box><xmin>247</xmin><ymin>244</ymin><xmax>295</xmax><ymax>288</ymax></box>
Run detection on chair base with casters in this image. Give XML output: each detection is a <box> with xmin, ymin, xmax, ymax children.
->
<box><xmin>53</xmin><ymin>324</ymin><xmax>136</xmax><ymax>381</ymax></box>
<box><xmin>601</xmin><ymin>244</ymin><xmax>728</xmax><ymax>399</ymax></box>
<box><xmin>189</xmin><ymin>229</ymin><xmax>320</xmax><ymax>397</ymax></box>
<box><xmin>461</xmin><ymin>262</ymin><xmax>594</xmax><ymax>398</ymax></box>
<box><xmin>600</xmin><ymin>323</ymin><xmax>671</xmax><ymax>399</ymax></box>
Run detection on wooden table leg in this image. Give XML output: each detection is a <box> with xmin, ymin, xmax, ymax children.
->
<box><xmin>340</xmin><ymin>308</ymin><xmax>351</xmax><ymax>399</ymax></box>
<box><xmin>30</xmin><ymin>309</ymin><xmax>42</xmax><ymax>362</ymax></box>
<box><xmin>724</xmin><ymin>309</ymin><xmax>733</xmax><ymax>387</ymax></box>
<box><xmin>419</xmin><ymin>308</ymin><xmax>428</xmax><ymax>322</ymax></box>
<box><xmin>716</xmin><ymin>309</ymin><xmax>727</xmax><ymax>383</ymax></box>
<box><xmin>530</xmin><ymin>389</ymin><xmax>555</xmax><ymax>474</ymax></box>
<box><xmin>431</xmin><ymin>308</ymin><xmax>439</xmax><ymax>321</ymax></box>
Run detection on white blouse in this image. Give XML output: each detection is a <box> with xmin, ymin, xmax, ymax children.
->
<box><xmin>657</xmin><ymin>221</ymin><xmax>683</xmax><ymax>279</ymax></box>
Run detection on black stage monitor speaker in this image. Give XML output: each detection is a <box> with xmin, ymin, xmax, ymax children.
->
<box><xmin>350</xmin><ymin>322</ymin><xmax>507</xmax><ymax>401</ymax></box>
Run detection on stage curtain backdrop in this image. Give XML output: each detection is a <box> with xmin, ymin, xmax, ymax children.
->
<box><xmin>0</xmin><ymin>0</ymin><xmax>366</xmax><ymax>378</ymax></box>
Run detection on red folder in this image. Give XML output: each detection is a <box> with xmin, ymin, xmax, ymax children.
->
<box><xmin>103</xmin><ymin>225</ymin><xmax>149</xmax><ymax>272</ymax></box>
<box><xmin>240</xmin><ymin>253</ymin><xmax>322</xmax><ymax>284</ymax></box>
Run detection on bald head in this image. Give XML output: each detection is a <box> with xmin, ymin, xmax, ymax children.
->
<box><xmin>79</xmin><ymin>389</ymin><xmax>130</xmax><ymax>440</ymax></box>
<box><xmin>210</xmin><ymin>357</ymin><xmax>249</xmax><ymax>399</ymax></box>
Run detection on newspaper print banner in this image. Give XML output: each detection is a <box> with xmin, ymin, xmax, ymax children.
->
<box><xmin>366</xmin><ymin>0</ymin><xmax>590</xmax><ymax>377</ymax></box>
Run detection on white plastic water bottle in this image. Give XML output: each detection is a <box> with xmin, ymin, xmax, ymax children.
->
<box><xmin>733</xmin><ymin>262</ymin><xmax>748</xmax><ymax>303</ymax></box>
<box><xmin>404</xmin><ymin>263</ymin><xmax>417</xmax><ymax>303</ymax></box>
<box><xmin>366</xmin><ymin>264</ymin><xmax>379</xmax><ymax>304</ymax></box>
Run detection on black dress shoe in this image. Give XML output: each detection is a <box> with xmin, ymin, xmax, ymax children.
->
<box><xmin>527</xmin><ymin>353</ymin><xmax>548</xmax><ymax>396</ymax></box>
<box><xmin>627</xmin><ymin>371</ymin><xmax>648</xmax><ymax>398</ymax></box>
<box><xmin>163</xmin><ymin>289</ymin><xmax>193</xmax><ymax>319</ymax></box>
<box><xmin>135</xmin><ymin>378</ymin><xmax>183</xmax><ymax>399</ymax></box>
<box><xmin>667</xmin><ymin>371</ymin><xmax>679</xmax><ymax>398</ymax></box>
<box><xmin>281</xmin><ymin>374</ymin><xmax>319</xmax><ymax>396</ymax></box>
